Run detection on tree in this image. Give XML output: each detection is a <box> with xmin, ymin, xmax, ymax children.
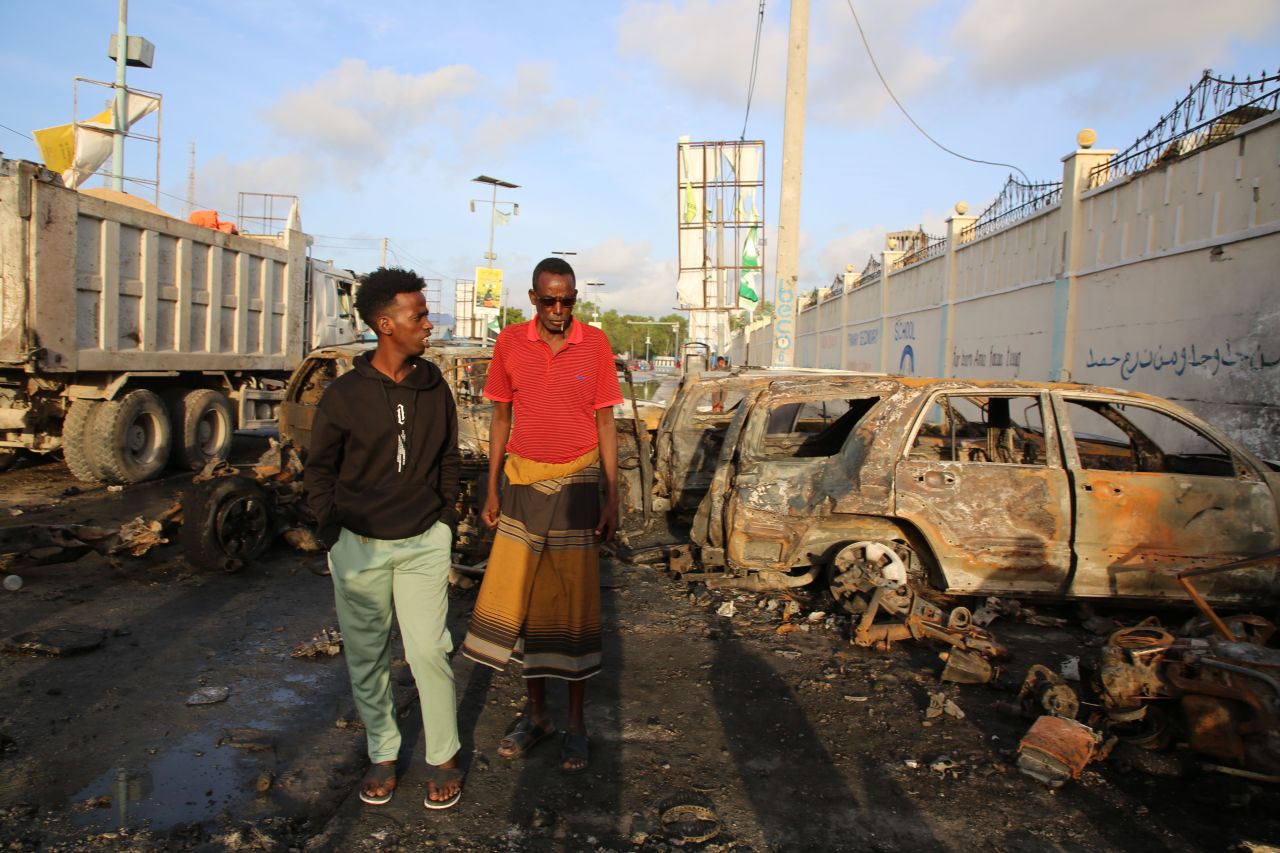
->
<box><xmin>501</xmin><ymin>306</ymin><xmax>526</xmax><ymax>326</ymax></box>
<box><xmin>729</xmin><ymin>299</ymin><xmax>774</xmax><ymax>332</ymax></box>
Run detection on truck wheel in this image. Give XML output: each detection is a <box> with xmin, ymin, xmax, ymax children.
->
<box><xmin>170</xmin><ymin>389</ymin><xmax>234</xmax><ymax>471</ymax></box>
<box><xmin>181</xmin><ymin>476</ymin><xmax>275</xmax><ymax>572</ymax></box>
<box><xmin>0</xmin><ymin>449</ymin><xmax>16</xmax><ymax>472</ymax></box>
<box><xmin>91</xmin><ymin>389</ymin><xmax>173</xmax><ymax>484</ymax></box>
<box><xmin>63</xmin><ymin>399</ymin><xmax>106</xmax><ymax>483</ymax></box>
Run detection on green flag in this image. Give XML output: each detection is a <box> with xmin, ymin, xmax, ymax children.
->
<box><xmin>741</xmin><ymin>222</ymin><xmax>760</xmax><ymax>269</ymax></box>
<box><xmin>487</xmin><ymin>316</ymin><xmax>500</xmax><ymax>334</ymax></box>
<box><xmin>739</xmin><ymin>270</ymin><xmax>758</xmax><ymax>303</ymax></box>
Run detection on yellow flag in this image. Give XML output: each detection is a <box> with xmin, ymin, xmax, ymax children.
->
<box><xmin>32</xmin><ymin>123</ymin><xmax>76</xmax><ymax>175</ymax></box>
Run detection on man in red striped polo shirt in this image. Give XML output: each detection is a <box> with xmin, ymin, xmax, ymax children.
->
<box><xmin>462</xmin><ymin>257</ymin><xmax>622</xmax><ymax>775</ymax></box>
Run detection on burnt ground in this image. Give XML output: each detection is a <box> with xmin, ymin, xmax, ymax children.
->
<box><xmin>1</xmin><ymin>439</ymin><xmax>1279</xmax><ymax>851</ymax></box>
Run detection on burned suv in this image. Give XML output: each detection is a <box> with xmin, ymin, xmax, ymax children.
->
<box><xmin>678</xmin><ymin>375</ymin><xmax>1280</xmax><ymax>608</ymax></box>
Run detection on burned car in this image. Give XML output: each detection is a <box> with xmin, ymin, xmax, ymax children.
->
<box><xmin>279</xmin><ymin>341</ymin><xmax>494</xmax><ymax>457</ymax></box>
<box><xmin>678</xmin><ymin>375</ymin><xmax>1280</xmax><ymax>609</ymax></box>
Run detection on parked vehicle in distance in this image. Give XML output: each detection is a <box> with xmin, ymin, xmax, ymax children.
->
<box><xmin>0</xmin><ymin>158</ymin><xmax>361</xmax><ymax>483</ymax></box>
<box><xmin>678</xmin><ymin>375</ymin><xmax>1280</xmax><ymax>607</ymax></box>
<box><xmin>279</xmin><ymin>341</ymin><xmax>494</xmax><ymax>457</ymax></box>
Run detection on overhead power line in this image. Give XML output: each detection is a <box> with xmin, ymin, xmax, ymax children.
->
<box><xmin>740</xmin><ymin>0</ymin><xmax>767</xmax><ymax>140</ymax></box>
<box><xmin>844</xmin><ymin>0</ymin><xmax>1030</xmax><ymax>183</ymax></box>
<box><xmin>1</xmin><ymin>122</ymin><xmax>34</xmax><ymax>141</ymax></box>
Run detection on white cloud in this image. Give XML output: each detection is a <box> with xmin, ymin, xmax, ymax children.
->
<box><xmin>952</xmin><ymin>0</ymin><xmax>1280</xmax><ymax>94</ymax></box>
<box><xmin>617</xmin><ymin>0</ymin><xmax>949</xmax><ymax>125</ymax></box>
<box><xmin>807</xmin><ymin>0</ymin><xmax>949</xmax><ymax>124</ymax></box>
<box><xmin>617</xmin><ymin>0</ymin><xmax>787</xmax><ymax>108</ymax></box>
<box><xmin>573</xmin><ymin>235</ymin><xmax>680</xmax><ymax>317</ymax></box>
<box><xmin>195</xmin><ymin>153</ymin><xmax>325</xmax><ymax>218</ymax></box>
<box><xmin>267</xmin><ymin>59</ymin><xmax>480</xmax><ymax>160</ymax></box>
<box><xmin>465</xmin><ymin>62</ymin><xmax>589</xmax><ymax>158</ymax></box>
<box><xmin>815</xmin><ymin>225</ymin><xmax>885</xmax><ymax>283</ymax></box>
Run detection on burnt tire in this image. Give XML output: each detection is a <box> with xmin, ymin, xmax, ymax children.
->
<box><xmin>181</xmin><ymin>476</ymin><xmax>275</xmax><ymax>572</ymax></box>
<box><xmin>169</xmin><ymin>389</ymin><xmax>234</xmax><ymax>471</ymax></box>
<box><xmin>90</xmin><ymin>389</ymin><xmax>172</xmax><ymax>484</ymax></box>
<box><xmin>62</xmin><ymin>399</ymin><xmax>106</xmax><ymax>483</ymax></box>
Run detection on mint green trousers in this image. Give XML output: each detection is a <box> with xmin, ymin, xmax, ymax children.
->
<box><xmin>328</xmin><ymin>521</ymin><xmax>460</xmax><ymax>766</ymax></box>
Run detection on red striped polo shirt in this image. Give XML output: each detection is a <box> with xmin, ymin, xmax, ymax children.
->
<box><xmin>484</xmin><ymin>319</ymin><xmax>623</xmax><ymax>463</ymax></box>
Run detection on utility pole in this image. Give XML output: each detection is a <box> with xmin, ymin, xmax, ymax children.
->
<box><xmin>771</xmin><ymin>0</ymin><xmax>809</xmax><ymax>367</ymax></box>
<box><xmin>111</xmin><ymin>0</ymin><xmax>128</xmax><ymax>191</ymax></box>
<box><xmin>184</xmin><ymin>142</ymin><xmax>196</xmax><ymax>218</ymax></box>
<box><xmin>380</xmin><ymin>237</ymin><xmax>388</xmax><ymax>268</ymax></box>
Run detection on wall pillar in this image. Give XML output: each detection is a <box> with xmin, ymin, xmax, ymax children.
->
<box><xmin>878</xmin><ymin>245</ymin><xmax>904</xmax><ymax>372</ymax></box>
<box><xmin>941</xmin><ymin>206</ymin><xmax>976</xmax><ymax>376</ymax></box>
<box><xmin>1053</xmin><ymin>131</ymin><xmax>1116</xmax><ymax>381</ymax></box>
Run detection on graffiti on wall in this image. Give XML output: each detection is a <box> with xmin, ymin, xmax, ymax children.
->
<box><xmin>848</xmin><ymin>328</ymin><xmax>878</xmax><ymax>347</ymax></box>
<box><xmin>1085</xmin><ymin>340</ymin><xmax>1279</xmax><ymax>381</ymax></box>
<box><xmin>953</xmin><ymin>346</ymin><xmax>1023</xmax><ymax>370</ymax></box>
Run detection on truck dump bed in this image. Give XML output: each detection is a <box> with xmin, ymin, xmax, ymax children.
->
<box><xmin>0</xmin><ymin>159</ymin><xmax>308</xmax><ymax>374</ymax></box>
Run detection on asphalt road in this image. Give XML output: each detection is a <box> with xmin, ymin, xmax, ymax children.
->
<box><xmin>2</xmin><ymin>439</ymin><xmax>1279</xmax><ymax>851</ymax></box>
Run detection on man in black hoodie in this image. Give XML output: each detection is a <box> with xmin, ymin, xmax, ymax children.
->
<box><xmin>303</xmin><ymin>267</ymin><xmax>464</xmax><ymax>810</ymax></box>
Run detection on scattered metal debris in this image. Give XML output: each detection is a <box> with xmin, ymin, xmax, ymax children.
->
<box><xmin>1016</xmin><ymin>664</ymin><xmax>1081</xmax><ymax>720</ymax></box>
<box><xmin>291</xmin><ymin>628</ymin><xmax>343</xmax><ymax>658</ymax></box>
<box><xmin>939</xmin><ymin>649</ymin><xmax>995</xmax><ymax>684</ymax></box>
<box><xmin>185</xmin><ymin>685</ymin><xmax>231</xmax><ymax>706</ymax></box>
<box><xmin>1017</xmin><ymin>715</ymin><xmax>1112</xmax><ymax>787</ymax></box>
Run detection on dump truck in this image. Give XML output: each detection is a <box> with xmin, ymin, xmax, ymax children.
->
<box><xmin>0</xmin><ymin>157</ymin><xmax>360</xmax><ymax>483</ymax></box>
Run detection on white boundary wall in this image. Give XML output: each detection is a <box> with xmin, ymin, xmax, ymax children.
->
<box><xmin>730</xmin><ymin>115</ymin><xmax>1280</xmax><ymax>459</ymax></box>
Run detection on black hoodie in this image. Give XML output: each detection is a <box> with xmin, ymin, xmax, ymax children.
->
<box><xmin>304</xmin><ymin>351</ymin><xmax>460</xmax><ymax>548</ymax></box>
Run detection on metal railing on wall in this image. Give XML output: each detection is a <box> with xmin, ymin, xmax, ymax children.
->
<box><xmin>890</xmin><ymin>234</ymin><xmax>947</xmax><ymax>270</ymax></box>
<box><xmin>1088</xmin><ymin>69</ymin><xmax>1280</xmax><ymax>190</ymax></box>
<box><xmin>959</xmin><ymin>176</ymin><xmax>1062</xmax><ymax>243</ymax></box>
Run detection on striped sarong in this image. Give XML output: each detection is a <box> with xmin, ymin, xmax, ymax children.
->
<box><xmin>461</xmin><ymin>449</ymin><xmax>602</xmax><ymax>681</ymax></box>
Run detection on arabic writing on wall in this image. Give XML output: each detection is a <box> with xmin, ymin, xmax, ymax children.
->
<box><xmin>953</xmin><ymin>346</ymin><xmax>1022</xmax><ymax>369</ymax></box>
<box><xmin>1085</xmin><ymin>340</ymin><xmax>1279</xmax><ymax>381</ymax></box>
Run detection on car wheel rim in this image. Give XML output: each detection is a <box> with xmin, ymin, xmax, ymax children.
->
<box><xmin>214</xmin><ymin>495</ymin><xmax>271</xmax><ymax>557</ymax></box>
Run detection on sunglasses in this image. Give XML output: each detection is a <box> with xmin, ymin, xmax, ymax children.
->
<box><xmin>535</xmin><ymin>295</ymin><xmax>577</xmax><ymax>308</ymax></box>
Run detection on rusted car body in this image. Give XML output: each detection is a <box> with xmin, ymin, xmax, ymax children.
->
<box><xmin>279</xmin><ymin>342</ymin><xmax>495</xmax><ymax>456</ymax></box>
<box><xmin>681</xmin><ymin>375</ymin><xmax>1280</xmax><ymax>607</ymax></box>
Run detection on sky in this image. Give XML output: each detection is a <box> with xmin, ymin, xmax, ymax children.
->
<box><xmin>2</xmin><ymin>0</ymin><xmax>1277</xmax><ymax>319</ymax></box>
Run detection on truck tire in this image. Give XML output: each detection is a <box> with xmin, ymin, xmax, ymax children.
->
<box><xmin>91</xmin><ymin>389</ymin><xmax>173</xmax><ymax>484</ymax></box>
<box><xmin>63</xmin><ymin>399</ymin><xmax>106</xmax><ymax>483</ymax></box>
<box><xmin>0</xmin><ymin>449</ymin><xmax>16</xmax><ymax>472</ymax></box>
<box><xmin>169</xmin><ymin>389</ymin><xmax>234</xmax><ymax>471</ymax></box>
<box><xmin>181</xmin><ymin>476</ymin><xmax>274</xmax><ymax>572</ymax></box>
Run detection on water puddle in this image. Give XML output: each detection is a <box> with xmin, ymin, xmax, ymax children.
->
<box><xmin>69</xmin><ymin>731</ymin><xmax>259</xmax><ymax>832</ymax></box>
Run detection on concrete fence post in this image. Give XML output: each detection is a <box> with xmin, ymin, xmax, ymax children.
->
<box><xmin>1053</xmin><ymin>130</ymin><xmax>1116</xmax><ymax>381</ymax></box>
<box><xmin>879</xmin><ymin>245</ymin><xmax>904</xmax><ymax>371</ymax></box>
<box><xmin>942</xmin><ymin>205</ymin><xmax>977</xmax><ymax>377</ymax></box>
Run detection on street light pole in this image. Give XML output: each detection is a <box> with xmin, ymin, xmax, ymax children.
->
<box><xmin>584</xmin><ymin>280</ymin><xmax>606</xmax><ymax>324</ymax></box>
<box><xmin>471</xmin><ymin>175</ymin><xmax>519</xmax><ymax>328</ymax></box>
